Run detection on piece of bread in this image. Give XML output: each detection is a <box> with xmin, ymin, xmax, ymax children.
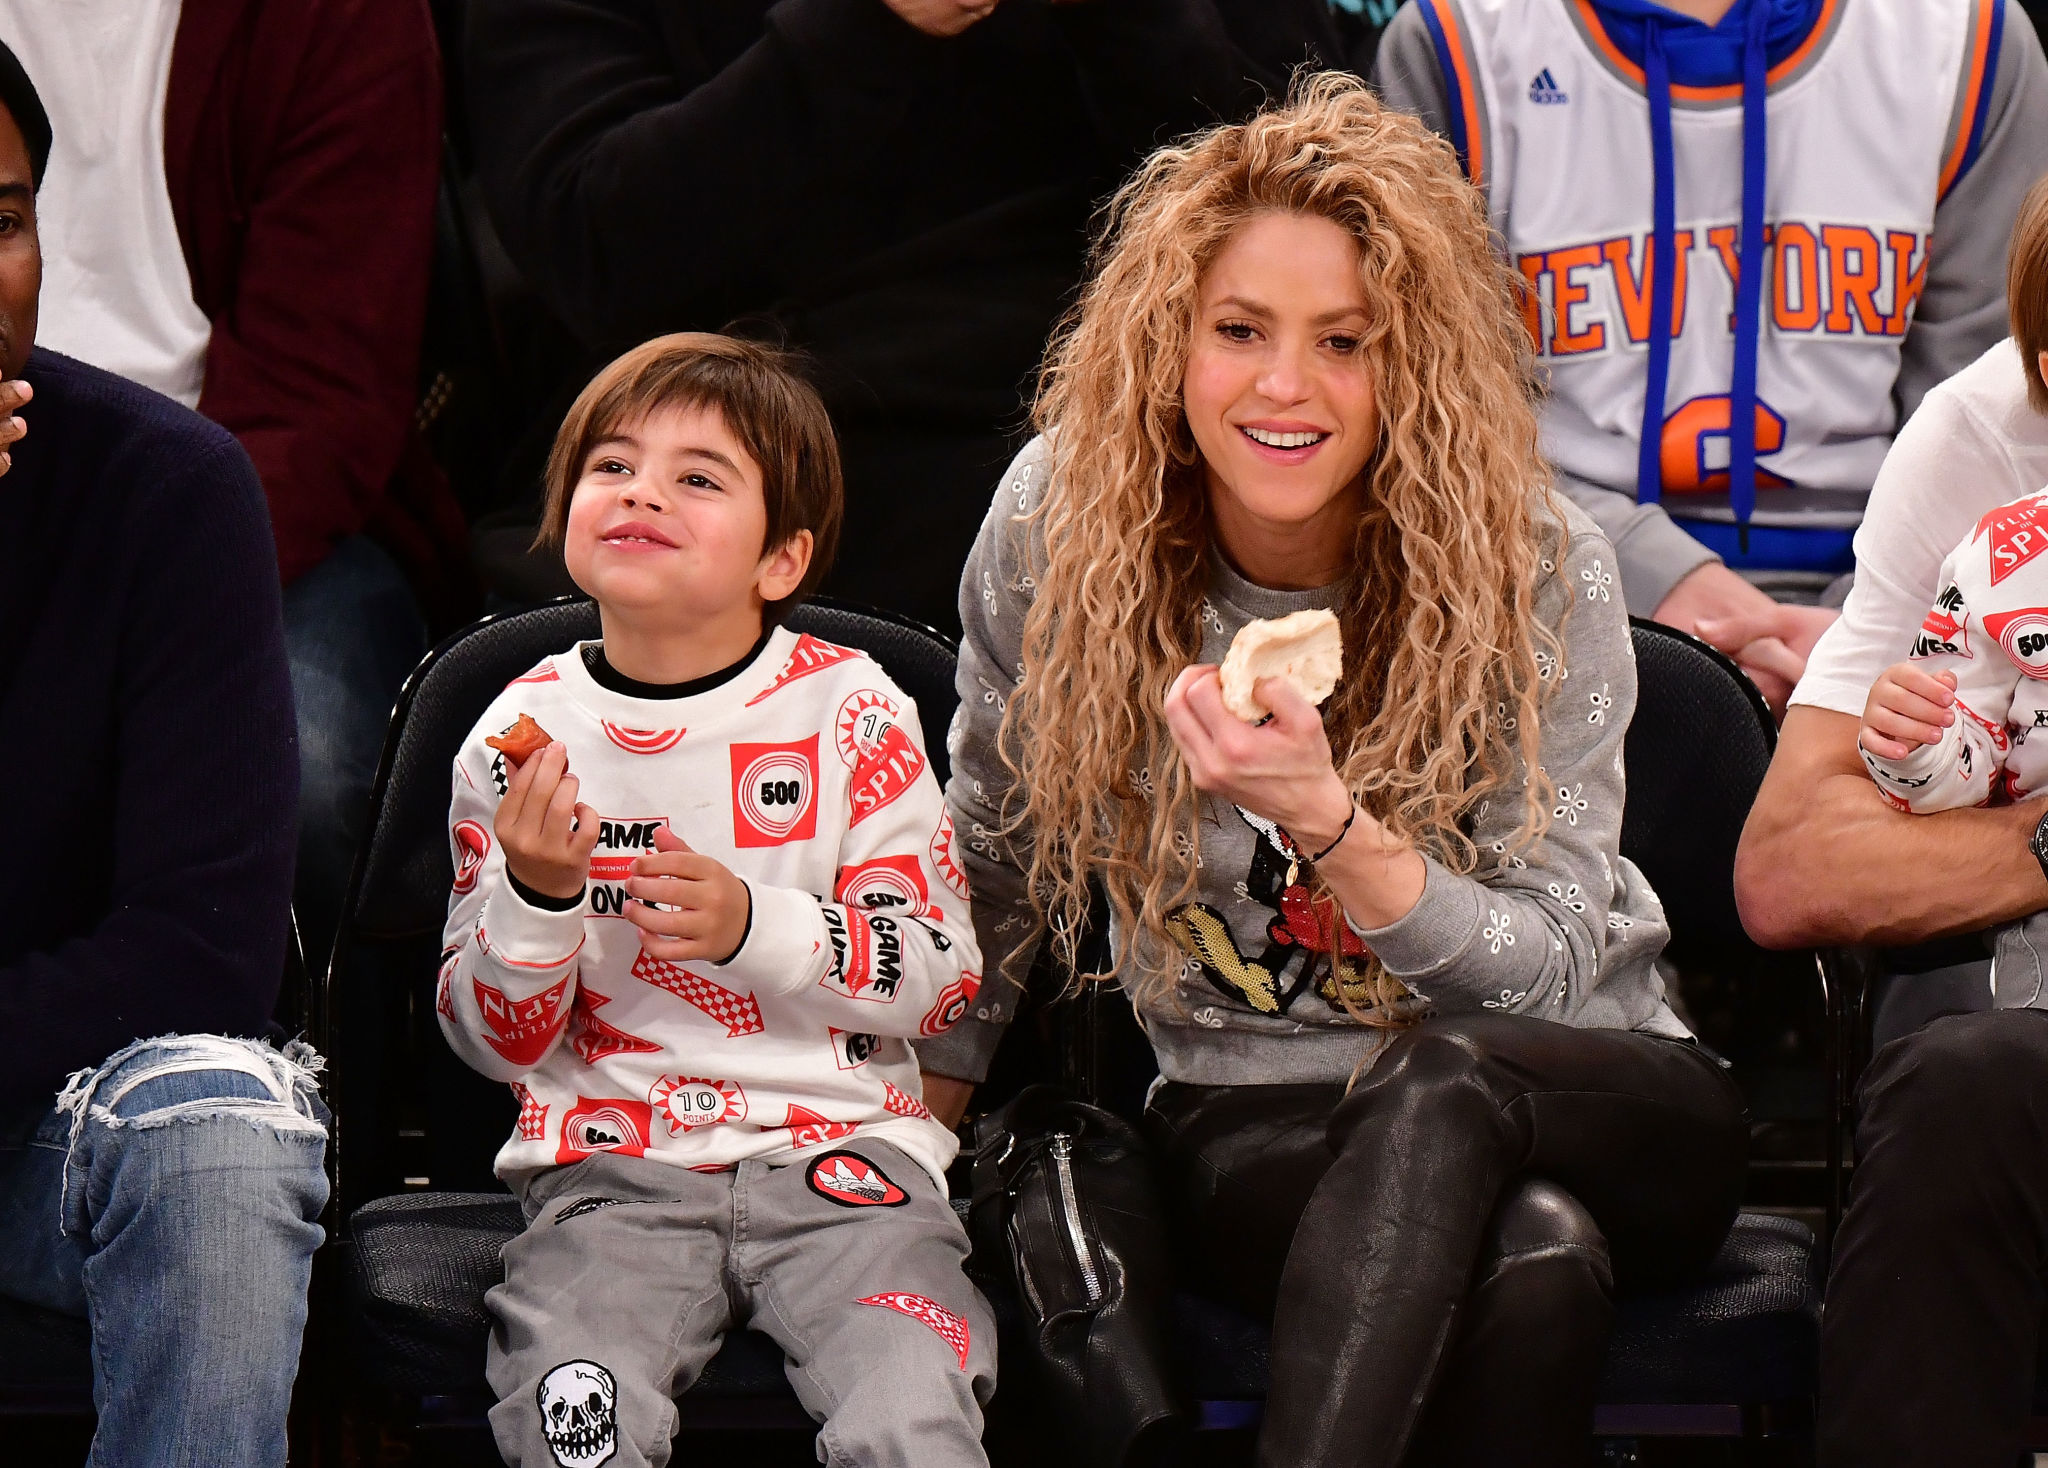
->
<box><xmin>485</xmin><ymin>713</ymin><xmax>554</xmax><ymax>766</ymax></box>
<box><xmin>1218</xmin><ymin>609</ymin><xmax>1342</xmax><ymax>722</ymax></box>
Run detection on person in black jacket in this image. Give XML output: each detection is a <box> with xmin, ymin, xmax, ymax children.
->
<box><xmin>0</xmin><ymin>56</ymin><xmax>327</xmax><ymax>1467</ymax></box>
<box><xmin>465</xmin><ymin>0</ymin><xmax>1355</xmax><ymax>633</ymax></box>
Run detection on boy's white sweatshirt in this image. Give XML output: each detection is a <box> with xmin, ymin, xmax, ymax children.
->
<box><xmin>1862</xmin><ymin>485</ymin><xmax>2048</xmax><ymax>813</ymax></box>
<box><xmin>439</xmin><ymin>628</ymin><xmax>980</xmax><ymax>1190</ymax></box>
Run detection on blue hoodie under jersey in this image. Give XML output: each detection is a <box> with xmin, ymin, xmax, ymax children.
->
<box><xmin>1595</xmin><ymin>0</ymin><xmax>1829</xmax><ymax>550</ymax></box>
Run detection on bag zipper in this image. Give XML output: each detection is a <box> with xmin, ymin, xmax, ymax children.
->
<box><xmin>1048</xmin><ymin>1132</ymin><xmax>1105</xmax><ymax>1306</ymax></box>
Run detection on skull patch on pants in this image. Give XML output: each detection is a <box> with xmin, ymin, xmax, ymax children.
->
<box><xmin>537</xmin><ymin>1359</ymin><xmax>617</xmax><ymax>1466</ymax></box>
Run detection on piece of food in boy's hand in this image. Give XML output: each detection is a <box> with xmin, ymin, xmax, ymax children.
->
<box><xmin>1219</xmin><ymin>609</ymin><xmax>1343</xmax><ymax>722</ymax></box>
<box><xmin>485</xmin><ymin>714</ymin><xmax>555</xmax><ymax>767</ymax></box>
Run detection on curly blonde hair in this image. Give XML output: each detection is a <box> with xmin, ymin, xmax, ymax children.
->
<box><xmin>999</xmin><ymin>73</ymin><xmax>1562</xmax><ymax>1018</ymax></box>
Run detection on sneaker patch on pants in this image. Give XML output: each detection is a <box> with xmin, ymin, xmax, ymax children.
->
<box><xmin>552</xmin><ymin>1196</ymin><xmax>628</xmax><ymax>1225</ymax></box>
<box><xmin>805</xmin><ymin>1151</ymin><xmax>908</xmax><ymax>1208</ymax></box>
<box><xmin>537</xmin><ymin>1359</ymin><xmax>617</xmax><ymax>1467</ymax></box>
<box><xmin>856</xmin><ymin>1292</ymin><xmax>971</xmax><ymax>1368</ymax></box>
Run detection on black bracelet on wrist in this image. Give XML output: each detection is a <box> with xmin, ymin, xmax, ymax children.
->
<box><xmin>1307</xmin><ymin>805</ymin><xmax>1358</xmax><ymax>865</ymax></box>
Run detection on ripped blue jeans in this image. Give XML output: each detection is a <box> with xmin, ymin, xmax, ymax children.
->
<box><xmin>0</xmin><ymin>1035</ymin><xmax>330</xmax><ymax>1467</ymax></box>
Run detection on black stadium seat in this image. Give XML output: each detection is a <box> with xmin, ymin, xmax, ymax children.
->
<box><xmin>1165</xmin><ymin>1206</ymin><xmax>1820</xmax><ymax>1426</ymax></box>
<box><xmin>329</xmin><ymin>601</ymin><xmax>1823</xmax><ymax>1453</ymax></box>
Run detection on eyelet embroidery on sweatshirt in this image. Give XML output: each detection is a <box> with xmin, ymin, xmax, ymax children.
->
<box><xmin>1581</xmin><ymin>559</ymin><xmax>1613</xmax><ymax>602</ymax></box>
<box><xmin>1546</xmin><ymin>881</ymin><xmax>1587</xmax><ymax>914</ymax></box>
<box><xmin>1588</xmin><ymin>684</ymin><xmax>1612</xmax><ymax>725</ymax></box>
<box><xmin>1483</xmin><ymin>909</ymin><xmax>1515</xmax><ymax>954</ymax></box>
<box><xmin>1482</xmin><ymin>986</ymin><xmax>1529</xmax><ymax>1010</ymax></box>
<box><xmin>1553</xmin><ymin>784</ymin><xmax>1589</xmax><ymax>825</ymax></box>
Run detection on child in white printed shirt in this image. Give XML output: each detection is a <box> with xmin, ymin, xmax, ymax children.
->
<box><xmin>1860</xmin><ymin>482</ymin><xmax>2048</xmax><ymax>1007</ymax></box>
<box><xmin>440</xmin><ymin>333</ymin><xmax>993</xmax><ymax>1468</ymax></box>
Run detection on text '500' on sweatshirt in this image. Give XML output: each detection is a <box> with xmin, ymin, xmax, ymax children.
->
<box><xmin>440</xmin><ymin>627</ymin><xmax>980</xmax><ymax>1191</ymax></box>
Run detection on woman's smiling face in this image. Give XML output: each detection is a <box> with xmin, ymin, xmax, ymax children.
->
<box><xmin>1182</xmin><ymin>210</ymin><xmax>1378</xmax><ymax>587</ymax></box>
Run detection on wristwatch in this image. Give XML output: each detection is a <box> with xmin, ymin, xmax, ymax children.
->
<box><xmin>2031</xmin><ymin>807</ymin><xmax>2048</xmax><ymax>886</ymax></box>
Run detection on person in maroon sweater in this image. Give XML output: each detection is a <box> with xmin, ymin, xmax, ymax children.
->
<box><xmin>0</xmin><ymin>0</ymin><xmax>449</xmax><ymax>965</ymax></box>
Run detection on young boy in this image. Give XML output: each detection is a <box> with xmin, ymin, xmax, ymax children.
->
<box><xmin>439</xmin><ymin>333</ymin><xmax>993</xmax><ymax>1468</ymax></box>
<box><xmin>1859</xmin><ymin>474</ymin><xmax>2048</xmax><ymax>1006</ymax></box>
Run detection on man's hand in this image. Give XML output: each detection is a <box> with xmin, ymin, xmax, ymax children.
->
<box><xmin>495</xmin><ymin>741</ymin><xmax>600</xmax><ymax>899</ymax></box>
<box><xmin>922</xmin><ymin>1072</ymin><xmax>975</xmax><ymax>1130</ymax></box>
<box><xmin>1859</xmin><ymin>663</ymin><xmax>1957</xmax><ymax>762</ymax></box>
<box><xmin>1738</xmin><ymin>707</ymin><xmax>2048</xmax><ymax>949</ymax></box>
<box><xmin>1653</xmin><ymin>561</ymin><xmax>1839</xmax><ymax>717</ymax></box>
<box><xmin>626</xmin><ymin>825</ymin><xmax>752</xmax><ymax>964</ymax></box>
<box><xmin>0</xmin><ymin>378</ymin><xmax>30</xmax><ymax>476</ymax></box>
<box><xmin>880</xmin><ymin>0</ymin><xmax>998</xmax><ymax>36</ymax></box>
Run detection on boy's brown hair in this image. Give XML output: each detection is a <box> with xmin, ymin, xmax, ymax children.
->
<box><xmin>537</xmin><ymin>332</ymin><xmax>844</xmax><ymax>623</ymax></box>
<box><xmin>2010</xmin><ymin>171</ymin><xmax>2048</xmax><ymax>414</ymax></box>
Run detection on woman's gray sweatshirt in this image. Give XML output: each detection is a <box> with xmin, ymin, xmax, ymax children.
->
<box><xmin>914</xmin><ymin>436</ymin><xmax>1688</xmax><ymax>1088</ymax></box>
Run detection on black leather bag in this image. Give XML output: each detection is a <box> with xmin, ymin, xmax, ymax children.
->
<box><xmin>967</xmin><ymin>1084</ymin><xmax>1187</xmax><ymax>1467</ymax></box>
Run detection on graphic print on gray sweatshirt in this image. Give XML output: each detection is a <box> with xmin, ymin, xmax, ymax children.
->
<box><xmin>913</xmin><ymin>435</ymin><xmax>1689</xmax><ymax>1089</ymax></box>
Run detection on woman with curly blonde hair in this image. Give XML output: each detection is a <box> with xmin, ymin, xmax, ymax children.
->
<box><xmin>916</xmin><ymin>75</ymin><xmax>1746</xmax><ymax>1464</ymax></box>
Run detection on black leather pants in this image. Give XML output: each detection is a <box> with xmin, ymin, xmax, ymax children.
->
<box><xmin>1145</xmin><ymin>1013</ymin><xmax>1748</xmax><ymax>1468</ymax></box>
<box><xmin>1820</xmin><ymin>1008</ymin><xmax>2048</xmax><ymax>1468</ymax></box>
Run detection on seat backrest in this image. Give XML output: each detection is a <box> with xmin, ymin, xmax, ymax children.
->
<box><xmin>1619</xmin><ymin>619</ymin><xmax>1776</xmax><ymax>955</ymax></box>
<box><xmin>346</xmin><ymin>598</ymin><xmax>958</xmax><ymax>942</ymax></box>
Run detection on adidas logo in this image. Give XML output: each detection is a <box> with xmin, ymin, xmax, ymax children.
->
<box><xmin>1529</xmin><ymin>68</ymin><xmax>1569</xmax><ymax>104</ymax></box>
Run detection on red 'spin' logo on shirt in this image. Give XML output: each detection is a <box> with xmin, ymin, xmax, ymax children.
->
<box><xmin>1976</xmin><ymin>496</ymin><xmax>2048</xmax><ymax>585</ymax></box>
<box><xmin>746</xmin><ymin>634</ymin><xmax>863</xmax><ymax>705</ymax></box>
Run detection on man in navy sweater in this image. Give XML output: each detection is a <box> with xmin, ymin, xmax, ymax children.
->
<box><xmin>0</xmin><ymin>47</ymin><xmax>327</xmax><ymax>1466</ymax></box>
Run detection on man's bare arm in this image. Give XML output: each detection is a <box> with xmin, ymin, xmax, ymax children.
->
<box><xmin>1735</xmin><ymin>706</ymin><xmax>2047</xmax><ymax>949</ymax></box>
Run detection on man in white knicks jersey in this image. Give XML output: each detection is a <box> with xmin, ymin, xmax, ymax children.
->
<box><xmin>1377</xmin><ymin>0</ymin><xmax>2048</xmax><ymax>709</ymax></box>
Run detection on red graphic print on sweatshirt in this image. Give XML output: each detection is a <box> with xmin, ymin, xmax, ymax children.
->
<box><xmin>731</xmin><ymin>734</ymin><xmax>819</xmax><ymax>847</ymax></box>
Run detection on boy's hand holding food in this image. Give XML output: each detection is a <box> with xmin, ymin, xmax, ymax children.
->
<box><xmin>494</xmin><ymin>740</ymin><xmax>600</xmax><ymax>899</ymax></box>
<box><xmin>626</xmin><ymin>825</ymin><xmax>752</xmax><ymax>964</ymax></box>
<box><xmin>1858</xmin><ymin>661</ymin><xmax>1959</xmax><ymax>762</ymax></box>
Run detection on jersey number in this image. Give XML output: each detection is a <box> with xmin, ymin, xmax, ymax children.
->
<box><xmin>1658</xmin><ymin>394</ymin><xmax>1790</xmax><ymax>494</ymax></box>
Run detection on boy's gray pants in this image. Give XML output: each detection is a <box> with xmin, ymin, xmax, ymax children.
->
<box><xmin>486</xmin><ymin>1140</ymin><xmax>995</xmax><ymax>1468</ymax></box>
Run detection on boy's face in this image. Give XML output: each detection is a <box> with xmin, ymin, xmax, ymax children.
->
<box><xmin>563</xmin><ymin>402</ymin><xmax>811</xmax><ymax>627</ymax></box>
